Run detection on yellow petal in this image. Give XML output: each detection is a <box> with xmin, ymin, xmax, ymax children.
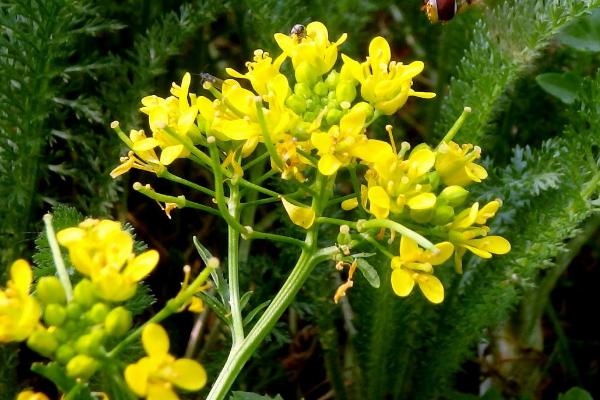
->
<box><xmin>147</xmin><ymin>384</ymin><xmax>179</xmax><ymax>400</ymax></box>
<box><xmin>429</xmin><ymin>242</ymin><xmax>454</xmax><ymax>265</ymax></box>
<box><xmin>350</xmin><ymin>139</ymin><xmax>393</xmax><ymax>163</ymax></box>
<box><xmin>340</xmin><ymin>106</ymin><xmax>366</xmax><ymax>137</ymax></box>
<box><xmin>465</xmin><ymin>163</ymin><xmax>488</xmax><ymax>182</ymax></box>
<box><xmin>124</xmin><ymin>250</ymin><xmax>159</xmax><ymax>281</ymax></box>
<box><xmin>125</xmin><ymin>362</ymin><xmax>149</xmax><ymax>396</ymax></box>
<box><xmin>416</xmin><ymin>274</ymin><xmax>444</xmax><ymax>304</ymax></box>
<box><xmin>400</xmin><ymin>236</ymin><xmax>420</xmax><ymax>260</ymax></box>
<box><xmin>409</xmin><ymin>89</ymin><xmax>436</xmax><ymax>99</ymax></box>
<box><xmin>467</xmin><ymin>236</ymin><xmax>511</xmax><ymax>255</ymax></box>
<box><xmin>170</xmin><ymin>358</ymin><xmax>208</xmax><ymax>390</ymax></box>
<box><xmin>476</xmin><ymin>200</ymin><xmax>501</xmax><ymax>224</ymax></box>
<box><xmin>133</xmin><ymin>138</ymin><xmax>161</xmax><ymax>152</ymax></box>
<box><xmin>341</xmin><ymin>198</ymin><xmax>358</xmax><ymax>211</ymax></box>
<box><xmin>226</xmin><ymin>67</ymin><xmax>245</xmax><ymax>79</ymax></box>
<box><xmin>160</xmin><ymin>145</ymin><xmax>185</xmax><ymax>165</ymax></box>
<box><xmin>142</xmin><ymin>323</ymin><xmax>170</xmax><ymax>357</ymax></box>
<box><xmin>391</xmin><ymin>268</ymin><xmax>415</xmax><ymax>297</ymax></box>
<box><xmin>281</xmin><ymin>198</ymin><xmax>315</xmax><ymax>229</ymax></box>
<box><xmin>367</xmin><ymin>186</ymin><xmax>390</xmax><ymax>219</ymax></box>
<box><xmin>11</xmin><ymin>259</ymin><xmax>32</xmax><ymax>295</ymax></box>
<box><xmin>318</xmin><ymin>154</ymin><xmax>342</xmax><ymax>176</ymax></box>
<box><xmin>188</xmin><ymin>297</ymin><xmax>204</xmax><ymax>313</ymax></box>
<box><xmin>408</xmin><ymin>147</ymin><xmax>435</xmax><ymax>176</ymax></box>
<box><xmin>368</xmin><ymin>36</ymin><xmax>391</xmax><ymax>65</ymax></box>
<box><xmin>274</xmin><ymin>33</ymin><xmax>295</xmax><ymax>54</ymax></box>
<box><xmin>407</xmin><ymin>193</ymin><xmax>437</xmax><ymax>210</ymax></box>
<box><xmin>56</xmin><ymin>227</ymin><xmax>85</xmax><ymax>246</ymax></box>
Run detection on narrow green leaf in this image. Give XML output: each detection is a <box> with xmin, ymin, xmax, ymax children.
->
<box><xmin>536</xmin><ymin>72</ymin><xmax>581</xmax><ymax>104</ymax></box>
<box><xmin>196</xmin><ymin>292</ymin><xmax>232</xmax><ymax>327</ymax></box>
<box><xmin>193</xmin><ymin>236</ymin><xmax>229</xmax><ymax>303</ymax></box>
<box><xmin>356</xmin><ymin>258</ymin><xmax>381</xmax><ymax>289</ymax></box>
<box><xmin>243</xmin><ymin>300</ymin><xmax>271</xmax><ymax>327</ymax></box>
<box><xmin>239</xmin><ymin>291</ymin><xmax>254</xmax><ymax>311</ymax></box>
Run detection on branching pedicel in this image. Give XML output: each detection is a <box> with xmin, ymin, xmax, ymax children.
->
<box><xmin>0</xmin><ymin>21</ymin><xmax>509</xmax><ymax>400</ymax></box>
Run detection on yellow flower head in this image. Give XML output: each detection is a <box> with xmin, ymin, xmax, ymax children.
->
<box><xmin>364</xmin><ymin>143</ymin><xmax>437</xmax><ymax>219</ymax></box>
<box><xmin>0</xmin><ymin>260</ymin><xmax>41</xmax><ymax>342</ymax></box>
<box><xmin>125</xmin><ymin>323</ymin><xmax>207</xmax><ymax>400</ymax></box>
<box><xmin>311</xmin><ymin>104</ymin><xmax>391</xmax><ymax>175</ymax></box>
<box><xmin>139</xmin><ymin>73</ymin><xmax>201</xmax><ymax>165</ymax></box>
<box><xmin>448</xmin><ymin>201</ymin><xmax>511</xmax><ymax>273</ymax></box>
<box><xmin>227</xmin><ymin>49</ymin><xmax>287</xmax><ymax>96</ymax></box>
<box><xmin>275</xmin><ymin>21</ymin><xmax>347</xmax><ymax>83</ymax></box>
<box><xmin>342</xmin><ymin>36</ymin><xmax>435</xmax><ymax>115</ymax></box>
<box><xmin>390</xmin><ymin>237</ymin><xmax>454</xmax><ymax>304</ymax></box>
<box><xmin>110</xmin><ymin>129</ymin><xmax>162</xmax><ymax>178</ymax></box>
<box><xmin>16</xmin><ymin>390</ymin><xmax>50</xmax><ymax>400</ymax></box>
<box><xmin>435</xmin><ymin>141</ymin><xmax>488</xmax><ymax>186</ymax></box>
<box><xmin>57</xmin><ymin>219</ymin><xmax>159</xmax><ymax>302</ymax></box>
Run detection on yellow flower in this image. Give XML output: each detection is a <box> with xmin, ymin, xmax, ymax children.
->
<box><xmin>275</xmin><ymin>134</ymin><xmax>313</xmax><ymax>181</ymax></box>
<box><xmin>435</xmin><ymin>141</ymin><xmax>488</xmax><ymax>186</ymax></box>
<box><xmin>226</xmin><ymin>49</ymin><xmax>287</xmax><ymax>96</ymax></box>
<box><xmin>364</xmin><ymin>143</ymin><xmax>437</xmax><ymax>219</ymax></box>
<box><xmin>111</xmin><ymin>129</ymin><xmax>162</xmax><ymax>178</ymax></box>
<box><xmin>57</xmin><ymin>219</ymin><xmax>159</xmax><ymax>302</ymax></box>
<box><xmin>448</xmin><ymin>201</ymin><xmax>511</xmax><ymax>273</ymax></box>
<box><xmin>16</xmin><ymin>390</ymin><xmax>49</xmax><ymax>400</ymax></box>
<box><xmin>125</xmin><ymin>323</ymin><xmax>207</xmax><ymax>400</ymax></box>
<box><xmin>311</xmin><ymin>104</ymin><xmax>392</xmax><ymax>175</ymax></box>
<box><xmin>0</xmin><ymin>260</ymin><xmax>41</xmax><ymax>342</ymax></box>
<box><xmin>274</xmin><ymin>21</ymin><xmax>347</xmax><ymax>82</ymax></box>
<box><xmin>390</xmin><ymin>237</ymin><xmax>454</xmax><ymax>304</ymax></box>
<box><xmin>139</xmin><ymin>73</ymin><xmax>201</xmax><ymax>165</ymax></box>
<box><xmin>342</xmin><ymin>36</ymin><xmax>435</xmax><ymax>115</ymax></box>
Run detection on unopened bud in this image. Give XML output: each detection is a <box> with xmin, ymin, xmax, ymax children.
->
<box><xmin>326</xmin><ymin>108</ymin><xmax>343</xmax><ymax>125</ymax></box>
<box><xmin>73</xmin><ymin>279</ymin><xmax>97</xmax><ymax>308</ymax></box>
<box><xmin>313</xmin><ymin>81</ymin><xmax>329</xmax><ymax>97</ymax></box>
<box><xmin>36</xmin><ymin>276</ymin><xmax>66</xmax><ymax>305</ymax></box>
<box><xmin>66</xmin><ymin>302</ymin><xmax>83</xmax><ymax>319</ymax></box>
<box><xmin>410</xmin><ymin>208</ymin><xmax>434</xmax><ymax>224</ymax></box>
<box><xmin>336</xmin><ymin>81</ymin><xmax>357</xmax><ymax>104</ymax></box>
<box><xmin>431</xmin><ymin>205</ymin><xmax>455</xmax><ymax>225</ymax></box>
<box><xmin>438</xmin><ymin>186</ymin><xmax>469</xmax><ymax>207</ymax></box>
<box><xmin>325</xmin><ymin>70</ymin><xmax>340</xmax><ymax>88</ymax></box>
<box><xmin>285</xmin><ymin>94</ymin><xmax>307</xmax><ymax>114</ymax></box>
<box><xmin>295</xmin><ymin>63</ymin><xmax>318</xmax><ymax>85</ymax></box>
<box><xmin>75</xmin><ymin>330</ymin><xmax>105</xmax><ymax>356</ymax></box>
<box><xmin>294</xmin><ymin>83</ymin><xmax>312</xmax><ymax>98</ymax></box>
<box><xmin>44</xmin><ymin>304</ymin><xmax>67</xmax><ymax>327</ymax></box>
<box><xmin>350</xmin><ymin>102</ymin><xmax>374</xmax><ymax>122</ymax></box>
<box><xmin>27</xmin><ymin>330</ymin><xmax>58</xmax><ymax>358</ymax></box>
<box><xmin>66</xmin><ymin>355</ymin><xmax>98</xmax><ymax>380</ymax></box>
<box><xmin>104</xmin><ymin>307</ymin><xmax>132</xmax><ymax>337</ymax></box>
<box><xmin>87</xmin><ymin>303</ymin><xmax>109</xmax><ymax>324</ymax></box>
<box><xmin>56</xmin><ymin>344</ymin><xmax>76</xmax><ymax>364</ymax></box>
<box><xmin>207</xmin><ymin>257</ymin><xmax>220</xmax><ymax>269</ymax></box>
<box><xmin>337</xmin><ymin>225</ymin><xmax>352</xmax><ymax>246</ymax></box>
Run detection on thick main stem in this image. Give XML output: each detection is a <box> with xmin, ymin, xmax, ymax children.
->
<box><xmin>228</xmin><ymin>184</ymin><xmax>245</xmax><ymax>346</ymax></box>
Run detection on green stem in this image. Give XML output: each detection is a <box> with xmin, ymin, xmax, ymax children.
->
<box><xmin>108</xmin><ymin>265</ymin><xmax>215</xmax><ymax>358</ymax></box>
<box><xmin>255</xmin><ymin>98</ymin><xmax>284</xmax><ymax>171</ymax></box>
<box><xmin>227</xmin><ymin>184</ymin><xmax>245</xmax><ymax>346</ymax></box>
<box><xmin>132</xmin><ymin>182</ymin><xmax>219</xmax><ymax>217</ymax></box>
<box><xmin>159</xmin><ymin>170</ymin><xmax>215</xmax><ymax>197</ymax></box>
<box><xmin>436</xmin><ymin>106</ymin><xmax>472</xmax><ymax>149</ymax></box>
<box><xmin>42</xmin><ymin>214</ymin><xmax>73</xmax><ymax>301</ymax></box>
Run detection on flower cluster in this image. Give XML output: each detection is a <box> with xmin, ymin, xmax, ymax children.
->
<box><xmin>110</xmin><ymin>21</ymin><xmax>509</xmax><ymax>307</ymax></box>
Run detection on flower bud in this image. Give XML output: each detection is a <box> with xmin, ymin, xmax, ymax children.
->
<box><xmin>325</xmin><ymin>70</ymin><xmax>339</xmax><ymax>89</ymax></box>
<box><xmin>438</xmin><ymin>186</ymin><xmax>469</xmax><ymax>207</ymax></box>
<box><xmin>295</xmin><ymin>63</ymin><xmax>318</xmax><ymax>84</ymax></box>
<box><xmin>285</xmin><ymin>94</ymin><xmax>306</xmax><ymax>114</ymax></box>
<box><xmin>66</xmin><ymin>302</ymin><xmax>83</xmax><ymax>319</ymax></box>
<box><xmin>410</xmin><ymin>208</ymin><xmax>434</xmax><ymax>224</ymax></box>
<box><xmin>431</xmin><ymin>205</ymin><xmax>455</xmax><ymax>225</ymax></box>
<box><xmin>326</xmin><ymin>108</ymin><xmax>343</xmax><ymax>125</ymax></box>
<box><xmin>294</xmin><ymin>83</ymin><xmax>312</xmax><ymax>98</ymax></box>
<box><xmin>73</xmin><ymin>279</ymin><xmax>97</xmax><ymax>308</ymax></box>
<box><xmin>75</xmin><ymin>331</ymin><xmax>104</xmax><ymax>356</ymax></box>
<box><xmin>313</xmin><ymin>81</ymin><xmax>329</xmax><ymax>97</ymax></box>
<box><xmin>337</xmin><ymin>225</ymin><xmax>352</xmax><ymax>245</ymax></box>
<box><xmin>56</xmin><ymin>344</ymin><xmax>76</xmax><ymax>364</ymax></box>
<box><xmin>350</xmin><ymin>102</ymin><xmax>374</xmax><ymax>122</ymax></box>
<box><xmin>104</xmin><ymin>307</ymin><xmax>132</xmax><ymax>337</ymax></box>
<box><xmin>36</xmin><ymin>276</ymin><xmax>66</xmax><ymax>305</ymax></box>
<box><xmin>87</xmin><ymin>303</ymin><xmax>109</xmax><ymax>324</ymax></box>
<box><xmin>336</xmin><ymin>81</ymin><xmax>357</xmax><ymax>104</ymax></box>
<box><xmin>27</xmin><ymin>330</ymin><xmax>58</xmax><ymax>358</ymax></box>
<box><xmin>66</xmin><ymin>354</ymin><xmax>98</xmax><ymax>380</ymax></box>
<box><xmin>43</xmin><ymin>304</ymin><xmax>67</xmax><ymax>327</ymax></box>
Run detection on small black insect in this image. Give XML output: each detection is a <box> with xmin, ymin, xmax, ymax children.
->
<box><xmin>198</xmin><ymin>72</ymin><xmax>223</xmax><ymax>90</ymax></box>
<box><xmin>290</xmin><ymin>24</ymin><xmax>306</xmax><ymax>41</ymax></box>
<box><xmin>422</xmin><ymin>0</ymin><xmax>477</xmax><ymax>23</ymax></box>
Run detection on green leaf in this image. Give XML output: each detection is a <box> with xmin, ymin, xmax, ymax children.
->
<box><xmin>230</xmin><ymin>391</ymin><xmax>284</xmax><ymax>400</ymax></box>
<box><xmin>193</xmin><ymin>236</ymin><xmax>229</xmax><ymax>303</ymax></box>
<box><xmin>196</xmin><ymin>292</ymin><xmax>232</xmax><ymax>327</ymax></box>
<box><xmin>536</xmin><ymin>72</ymin><xmax>581</xmax><ymax>104</ymax></box>
<box><xmin>239</xmin><ymin>291</ymin><xmax>254</xmax><ymax>311</ymax></box>
<box><xmin>558</xmin><ymin>9</ymin><xmax>600</xmax><ymax>52</ymax></box>
<box><xmin>243</xmin><ymin>300</ymin><xmax>271</xmax><ymax>327</ymax></box>
<box><xmin>356</xmin><ymin>258</ymin><xmax>381</xmax><ymax>289</ymax></box>
<box><xmin>559</xmin><ymin>387</ymin><xmax>593</xmax><ymax>400</ymax></box>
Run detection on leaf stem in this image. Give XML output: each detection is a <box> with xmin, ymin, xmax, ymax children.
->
<box><xmin>42</xmin><ymin>214</ymin><xmax>73</xmax><ymax>301</ymax></box>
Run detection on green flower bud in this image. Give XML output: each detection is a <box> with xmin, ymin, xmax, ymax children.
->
<box><xmin>326</xmin><ymin>109</ymin><xmax>344</xmax><ymax>126</ymax></box>
<box><xmin>428</xmin><ymin>171</ymin><xmax>441</xmax><ymax>190</ymax></box>
<box><xmin>350</xmin><ymin>102</ymin><xmax>374</xmax><ymax>122</ymax></box>
<box><xmin>75</xmin><ymin>330</ymin><xmax>104</xmax><ymax>356</ymax></box>
<box><xmin>295</xmin><ymin>63</ymin><xmax>318</xmax><ymax>85</ymax></box>
<box><xmin>44</xmin><ymin>304</ymin><xmax>67</xmax><ymax>327</ymax></box>
<box><xmin>431</xmin><ymin>205</ymin><xmax>455</xmax><ymax>225</ymax></box>
<box><xmin>438</xmin><ymin>186</ymin><xmax>469</xmax><ymax>207</ymax></box>
<box><xmin>410</xmin><ymin>208</ymin><xmax>434</xmax><ymax>224</ymax></box>
<box><xmin>104</xmin><ymin>307</ymin><xmax>132</xmax><ymax>337</ymax></box>
<box><xmin>87</xmin><ymin>303</ymin><xmax>109</xmax><ymax>324</ymax></box>
<box><xmin>336</xmin><ymin>81</ymin><xmax>357</xmax><ymax>104</ymax></box>
<box><xmin>285</xmin><ymin>94</ymin><xmax>306</xmax><ymax>114</ymax></box>
<box><xmin>66</xmin><ymin>354</ymin><xmax>99</xmax><ymax>380</ymax></box>
<box><xmin>294</xmin><ymin>83</ymin><xmax>312</xmax><ymax>98</ymax></box>
<box><xmin>73</xmin><ymin>279</ymin><xmax>97</xmax><ymax>308</ymax></box>
<box><xmin>325</xmin><ymin>70</ymin><xmax>339</xmax><ymax>89</ymax></box>
<box><xmin>336</xmin><ymin>225</ymin><xmax>352</xmax><ymax>245</ymax></box>
<box><xmin>36</xmin><ymin>276</ymin><xmax>66</xmax><ymax>305</ymax></box>
<box><xmin>56</xmin><ymin>344</ymin><xmax>76</xmax><ymax>364</ymax></box>
<box><xmin>66</xmin><ymin>302</ymin><xmax>83</xmax><ymax>319</ymax></box>
<box><xmin>27</xmin><ymin>330</ymin><xmax>58</xmax><ymax>358</ymax></box>
<box><xmin>53</xmin><ymin>328</ymin><xmax>68</xmax><ymax>343</ymax></box>
<box><xmin>313</xmin><ymin>81</ymin><xmax>329</xmax><ymax>97</ymax></box>
<box><xmin>303</xmin><ymin>111</ymin><xmax>317</xmax><ymax>123</ymax></box>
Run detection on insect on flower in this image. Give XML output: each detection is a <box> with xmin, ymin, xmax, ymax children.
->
<box><xmin>422</xmin><ymin>0</ymin><xmax>477</xmax><ymax>23</ymax></box>
<box><xmin>198</xmin><ymin>72</ymin><xmax>223</xmax><ymax>90</ymax></box>
<box><xmin>290</xmin><ymin>24</ymin><xmax>306</xmax><ymax>41</ymax></box>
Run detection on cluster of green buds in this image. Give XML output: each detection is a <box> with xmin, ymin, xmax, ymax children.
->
<box><xmin>108</xmin><ymin>21</ymin><xmax>510</xmax><ymax>308</ymax></box>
